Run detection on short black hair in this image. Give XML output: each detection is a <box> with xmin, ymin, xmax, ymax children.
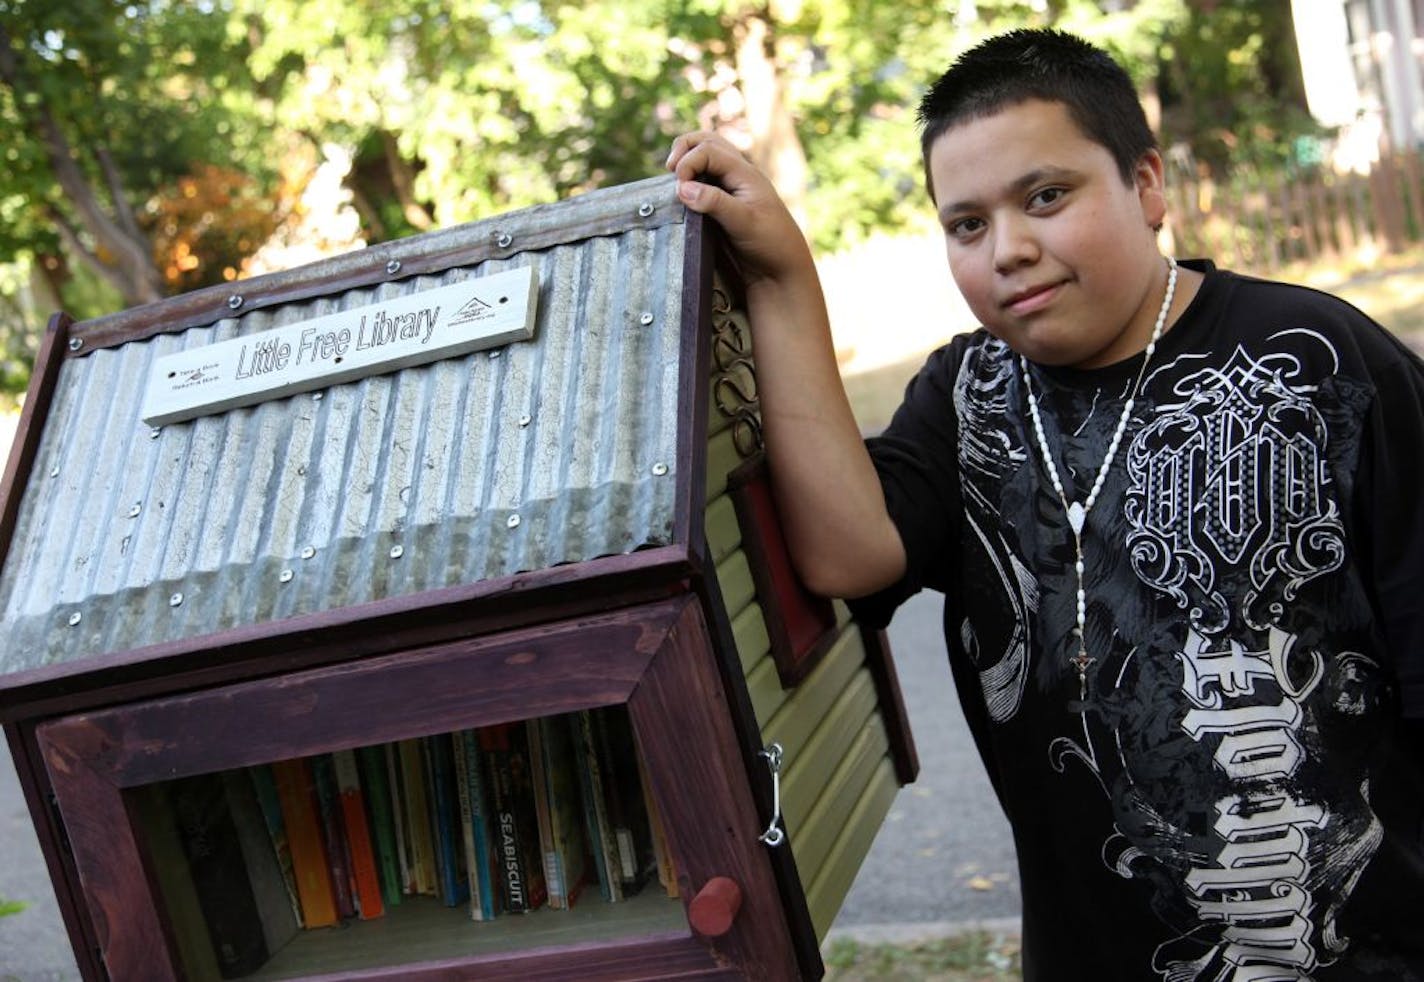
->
<box><xmin>917</xmin><ymin>28</ymin><xmax>1156</xmax><ymax>201</ymax></box>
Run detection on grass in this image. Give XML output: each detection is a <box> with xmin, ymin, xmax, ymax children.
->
<box><xmin>823</xmin><ymin>931</ymin><xmax>1022</xmax><ymax>981</ymax></box>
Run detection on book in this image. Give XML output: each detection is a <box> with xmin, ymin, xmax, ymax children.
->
<box><xmin>309</xmin><ymin>754</ymin><xmax>356</xmax><ymax>920</ymax></box>
<box><xmin>536</xmin><ymin>715</ymin><xmax>588</xmax><ymax>910</ymax></box>
<box><xmin>526</xmin><ymin>719</ymin><xmax>558</xmax><ymax>906</ymax></box>
<box><xmin>221</xmin><ymin>771</ymin><xmax>300</xmax><ymax>957</ymax></box>
<box><xmin>356</xmin><ymin>745</ymin><xmax>403</xmax><ymax>908</ymax></box>
<box><xmin>453</xmin><ymin>729</ymin><xmax>497</xmax><ymax>920</ymax></box>
<box><xmin>572</xmin><ymin>710</ymin><xmax>620</xmax><ymax>902</ymax></box>
<box><xmin>596</xmin><ymin>707</ymin><xmax>655</xmax><ymax>896</ymax></box>
<box><xmin>332</xmin><ymin>749</ymin><xmax>385</xmax><ymax>920</ymax></box>
<box><xmin>383</xmin><ymin>744</ymin><xmax>413</xmax><ymax>895</ymax></box>
<box><xmin>165</xmin><ymin>773</ymin><xmax>269</xmax><ymax>977</ymax></box>
<box><xmin>269</xmin><ymin>758</ymin><xmax>339</xmax><ymax>929</ymax></box>
<box><xmin>131</xmin><ymin>783</ymin><xmax>222</xmax><ymax>982</ymax></box>
<box><xmin>425</xmin><ymin>734</ymin><xmax>470</xmax><ymax>908</ymax></box>
<box><xmin>247</xmin><ymin>765</ymin><xmax>303</xmax><ymax>926</ymax></box>
<box><xmin>480</xmin><ymin>722</ymin><xmax>547</xmax><ymax>913</ymax></box>
<box><xmin>396</xmin><ymin>738</ymin><xmax>437</xmax><ymax>896</ymax></box>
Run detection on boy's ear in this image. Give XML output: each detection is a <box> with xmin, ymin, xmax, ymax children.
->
<box><xmin>1134</xmin><ymin>149</ymin><xmax>1168</xmax><ymax>230</ymax></box>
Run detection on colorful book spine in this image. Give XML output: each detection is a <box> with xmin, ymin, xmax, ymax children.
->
<box><xmin>247</xmin><ymin>765</ymin><xmax>303</xmax><ymax>926</ymax></box>
<box><xmin>461</xmin><ymin>729</ymin><xmax>498</xmax><ymax>921</ymax></box>
<box><xmin>538</xmin><ymin>715</ymin><xmax>588</xmax><ymax>910</ymax></box>
<box><xmin>270</xmin><ymin>758</ymin><xmax>339</xmax><ymax>928</ymax></box>
<box><xmin>453</xmin><ymin>729</ymin><xmax>495</xmax><ymax>920</ymax></box>
<box><xmin>309</xmin><ymin>754</ymin><xmax>356</xmax><ymax>920</ymax></box>
<box><xmin>480</xmin><ymin>722</ymin><xmax>547</xmax><ymax>913</ymax></box>
<box><xmin>332</xmin><ymin>750</ymin><xmax>385</xmax><ymax>920</ymax></box>
<box><xmin>425</xmin><ymin>734</ymin><xmax>470</xmax><ymax>908</ymax></box>
<box><xmin>573</xmin><ymin>710</ymin><xmax>620</xmax><ymax>902</ymax></box>
<box><xmin>357</xmin><ymin>745</ymin><xmax>403</xmax><ymax>908</ymax></box>
<box><xmin>397</xmin><ymin>739</ymin><xmax>436</xmax><ymax>896</ymax></box>
<box><xmin>383</xmin><ymin>744</ymin><xmax>413</xmax><ymax>895</ymax></box>
<box><xmin>526</xmin><ymin>719</ymin><xmax>559</xmax><ymax>906</ymax></box>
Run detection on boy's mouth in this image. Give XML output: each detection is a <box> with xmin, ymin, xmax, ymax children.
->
<box><xmin>1002</xmin><ymin>281</ymin><xmax>1063</xmax><ymax>316</ymax></box>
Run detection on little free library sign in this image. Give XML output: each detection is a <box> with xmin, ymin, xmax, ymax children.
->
<box><xmin>141</xmin><ymin>265</ymin><xmax>539</xmax><ymax>426</ymax></box>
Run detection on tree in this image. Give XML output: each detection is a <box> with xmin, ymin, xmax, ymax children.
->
<box><xmin>0</xmin><ymin>0</ymin><xmax>273</xmax><ymax>310</ymax></box>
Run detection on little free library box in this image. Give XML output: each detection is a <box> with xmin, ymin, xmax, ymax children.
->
<box><xmin>0</xmin><ymin>175</ymin><xmax>916</xmax><ymax>982</ymax></box>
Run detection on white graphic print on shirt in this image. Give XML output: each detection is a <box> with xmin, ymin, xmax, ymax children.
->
<box><xmin>961</xmin><ymin>335</ymin><xmax>1386</xmax><ymax>980</ymax></box>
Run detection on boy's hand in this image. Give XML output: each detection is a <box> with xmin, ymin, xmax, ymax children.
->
<box><xmin>666</xmin><ymin>131</ymin><xmax>813</xmax><ymax>286</ymax></box>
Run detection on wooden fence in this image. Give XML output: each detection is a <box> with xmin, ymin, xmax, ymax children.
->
<box><xmin>1165</xmin><ymin>149</ymin><xmax>1424</xmax><ymax>273</ymax></box>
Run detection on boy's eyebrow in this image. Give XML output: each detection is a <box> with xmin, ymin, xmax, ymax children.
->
<box><xmin>937</xmin><ymin>165</ymin><xmax>1080</xmax><ymax>224</ymax></box>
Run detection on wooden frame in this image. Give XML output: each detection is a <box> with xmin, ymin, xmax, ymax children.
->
<box><xmin>35</xmin><ymin>596</ymin><xmax>800</xmax><ymax>981</ymax></box>
<box><xmin>725</xmin><ymin>454</ymin><xmax>838</xmax><ymax>689</ymax></box>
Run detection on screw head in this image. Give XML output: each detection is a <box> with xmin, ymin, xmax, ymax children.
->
<box><xmin>227</xmin><ymin>294</ymin><xmax>244</xmax><ymax>310</ymax></box>
<box><xmin>127</xmin><ymin>504</ymin><xmax>142</xmax><ymax>518</ymax></box>
<box><xmin>279</xmin><ymin>568</ymin><xmax>294</xmax><ymax>583</ymax></box>
<box><xmin>67</xmin><ymin>612</ymin><xmax>82</xmax><ymax>626</ymax></box>
<box><xmin>312</xmin><ymin>392</ymin><xmax>323</xmax><ymax>401</ymax></box>
<box><xmin>49</xmin><ymin>466</ymin><xmax>59</xmax><ymax>478</ymax></box>
<box><xmin>639</xmin><ymin>312</ymin><xmax>654</xmax><ymax>326</ymax></box>
<box><xmin>652</xmin><ymin>462</ymin><xmax>669</xmax><ymax>476</ymax></box>
<box><xmin>389</xmin><ymin>545</ymin><xmax>404</xmax><ymax>559</ymax></box>
<box><xmin>300</xmin><ymin>546</ymin><xmax>316</xmax><ymax>560</ymax></box>
<box><xmin>496</xmin><ymin>232</ymin><xmax>513</xmax><ymax>248</ymax></box>
<box><xmin>386</xmin><ymin>259</ymin><xmax>402</xmax><ymax>275</ymax></box>
<box><xmin>638</xmin><ymin>202</ymin><xmax>655</xmax><ymax>217</ymax></box>
<box><xmin>488</xmin><ymin>349</ymin><xmax>502</xmax><ymax>359</ymax></box>
<box><xmin>169</xmin><ymin>592</ymin><xmax>183</xmax><ymax>607</ymax></box>
<box><xmin>518</xmin><ymin>414</ymin><xmax>531</xmax><ymax>427</ymax></box>
<box><xmin>149</xmin><ymin>428</ymin><xmax>161</xmax><ymax>439</ymax></box>
<box><xmin>68</xmin><ymin>338</ymin><xmax>83</xmax><ymax>352</ymax></box>
<box><xmin>507</xmin><ymin>514</ymin><xmax>521</xmax><ymax>529</ymax></box>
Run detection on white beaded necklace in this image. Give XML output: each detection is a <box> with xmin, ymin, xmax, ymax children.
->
<box><xmin>1020</xmin><ymin>255</ymin><xmax>1177</xmax><ymax>701</ymax></box>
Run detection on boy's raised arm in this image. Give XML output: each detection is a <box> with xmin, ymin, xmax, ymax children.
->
<box><xmin>666</xmin><ymin>132</ymin><xmax>906</xmax><ymax>598</ymax></box>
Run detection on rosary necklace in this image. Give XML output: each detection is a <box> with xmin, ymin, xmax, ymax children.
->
<box><xmin>1020</xmin><ymin>256</ymin><xmax>1177</xmax><ymax>701</ymax></box>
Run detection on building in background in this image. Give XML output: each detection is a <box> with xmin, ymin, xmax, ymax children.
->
<box><xmin>1295</xmin><ymin>0</ymin><xmax>1424</xmax><ymax>170</ymax></box>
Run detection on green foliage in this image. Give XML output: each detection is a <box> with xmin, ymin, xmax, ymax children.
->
<box><xmin>0</xmin><ymin>895</ymin><xmax>26</xmax><ymax>917</ymax></box>
<box><xmin>0</xmin><ymin>0</ymin><xmax>1323</xmax><ymax>399</ymax></box>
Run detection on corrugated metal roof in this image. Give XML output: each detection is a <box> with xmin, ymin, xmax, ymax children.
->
<box><xmin>0</xmin><ymin>185</ymin><xmax>690</xmax><ymax>674</ymax></box>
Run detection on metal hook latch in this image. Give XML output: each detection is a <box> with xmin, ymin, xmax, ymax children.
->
<box><xmin>758</xmin><ymin>742</ymin><xmax>785</xmax><ymax>847</ymax></box>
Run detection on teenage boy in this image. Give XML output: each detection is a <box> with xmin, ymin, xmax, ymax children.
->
<box><xmin>668</xmin><ymin>27</ymin><xmax>1424</xmax><ymax>980</ymax></box>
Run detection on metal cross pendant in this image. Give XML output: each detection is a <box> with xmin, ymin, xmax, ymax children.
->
<box><xmin>1070</xmin><ymin>647</ymin><xmax>1095</xmax><ymax>700</ymax></box>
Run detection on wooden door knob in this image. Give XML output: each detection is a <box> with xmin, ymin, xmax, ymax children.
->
<box><xmin>689</xmin><ymin>876</ymin><xmax>742</xmax><ymax>937</ymax></box>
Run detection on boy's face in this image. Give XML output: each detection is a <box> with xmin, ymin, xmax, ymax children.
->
<box><xmin>927</xmin><ymin>98</ymin><xmax>1169</xmax><ymax>369</ymax></box>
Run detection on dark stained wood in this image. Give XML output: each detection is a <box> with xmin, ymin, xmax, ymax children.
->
<box><xmin>35</xmin><ymin>726</ymin><xmax>178</xmax><ymax>981</ymax></box>
<box><xmin>4</xmin><ymin>724</ymin><xmax>106</xmax><ymax>981</ymax></box>
<box><xmin>0</xmin><ymin>312</ymin><xmax>72</xmax><ymax>576</ymax></box>
<box><xmin>29</xmin><ymin>596</ymin><xmax>805</xmax><ymax>980</ymax></box>
<box><xmin>691</xmin><ymin>557</ymin><xmax>822</xmax><ymax>980</ymax></box>
<box><xmin>34</xmin><ymin>601</ymin><xmax>679</xmax><ymax>786</ymax></box>
<box><xmin>675</xmin><ymin>208</ymin><xmax>715</xmax><ymax>555</ymax></box>
<box><xmin>860</xmin><ymin>627</ymin><xmax>920</xmax><ymax>786</ymax></box>
<box><xmin>628</xmin><ymin>598</ymin><xmax>803</xmax><ymax>981</ymax></box>
<box><xmin>70</xmin><ymin>180</ymin><xmax>685</xmax><ymax>352</ymax></box>
<box><xmin>0</xmin><ymin>546</ymin><xmax>694</xmax><ymax>723</ymax></box>
<box><xmin>726</xmin><ymin>453</ymin><xmax>838</xmax><ymax>689</ymax></box>
<box><xmin>299</xmin><ymin>935</ymin><xmax>734</xmax><ymax>981</ymax></box>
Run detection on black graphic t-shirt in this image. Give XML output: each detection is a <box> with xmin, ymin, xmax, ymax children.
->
<box><xmin>853</xmin><ymin>261</ymin><xmax>1424</xmax><ymax>980</ymax></box>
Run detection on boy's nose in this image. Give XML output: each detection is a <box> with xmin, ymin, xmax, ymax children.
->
<box><xmin>992</xmin><ymin>219</ymin><xmax>1040</xmax><ymax>273</ymax></box>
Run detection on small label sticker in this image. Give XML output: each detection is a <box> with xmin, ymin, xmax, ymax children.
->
<box><xmin>141</xmin><ymin>265</ymin><xmax>538</xmax><ymax>426</ymax></box>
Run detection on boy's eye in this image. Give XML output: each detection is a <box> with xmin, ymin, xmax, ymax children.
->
<box><xmin>1028</xmin><ymin>186</ymin><xmax>1067</xmax><ymax>209</ymax></box>
<box><xmin>946</xmin><ymin>216</ymin><xmax>985</xmax><ymax>239</ymax></box>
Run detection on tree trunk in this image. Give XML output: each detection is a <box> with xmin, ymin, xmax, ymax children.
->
<box><xmin>0</xmin><ymin>24</ymin><xmax>165</xmax><ymax>308</ymax></box>
<box><xmin>733</xmin><ymin>13</ymin><xmax>809</xmax><ymax>228</ymax></box>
